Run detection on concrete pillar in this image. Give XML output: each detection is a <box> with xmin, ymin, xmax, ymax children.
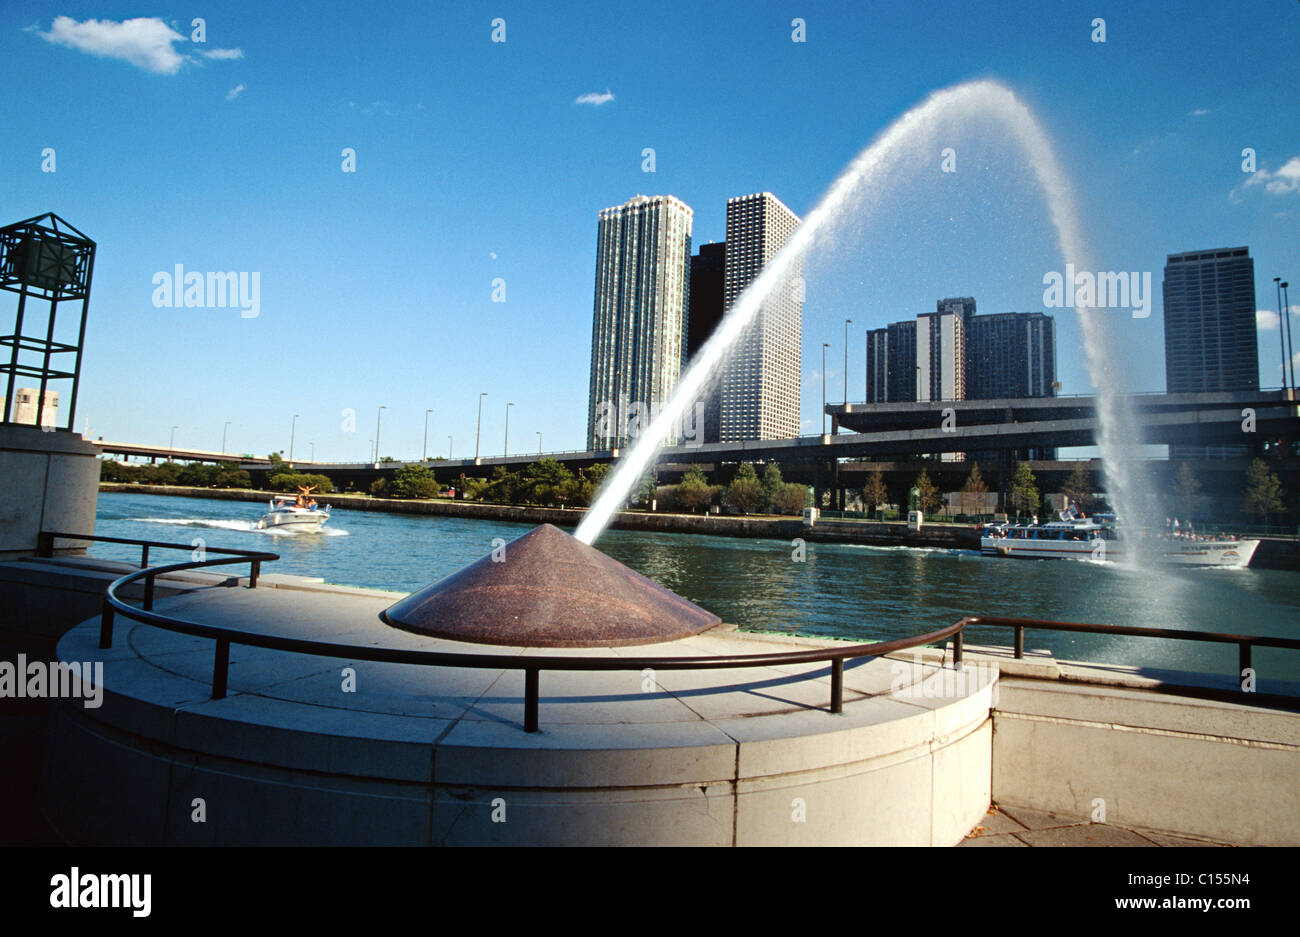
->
<box><xmin>0</xmin><ymin>425</ymin><xmax>100</xmax><ymax>560</ymax></box>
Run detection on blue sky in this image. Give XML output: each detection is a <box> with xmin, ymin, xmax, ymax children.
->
<box><xmin>1</xmin><ymin>1</ymin><xmax>1297</xmax><ymax>460</ymax></box>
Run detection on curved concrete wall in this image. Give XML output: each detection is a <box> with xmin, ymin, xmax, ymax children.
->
<box><xmin>43</xmin><ymin>611</ymin><xmax>994</xmax><ymax>847</ymax></box>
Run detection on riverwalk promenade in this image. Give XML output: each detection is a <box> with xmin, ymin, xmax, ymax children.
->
<box><xmin>5</xmin><ymin>554</ymin><xmax>1296</xmax><ymax>846</ymax></box>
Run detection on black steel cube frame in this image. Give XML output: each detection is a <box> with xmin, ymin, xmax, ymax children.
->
<box><xmin>0</xmin><ymin>212</ymin><xmax>96</xmax><ymax>433</ymax></box>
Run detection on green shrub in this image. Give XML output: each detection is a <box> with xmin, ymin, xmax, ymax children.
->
<box><xmin>389</xmin><ymin>464</ymin><xmax>441</xmax><ymax>499</ymax></box>
<box><xmin>269</xmin><ymin>472</ymin><xmax>335</xmax><ymax>494</ymax></box>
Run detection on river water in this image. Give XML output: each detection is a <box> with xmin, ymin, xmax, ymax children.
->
<box><xmin>91</xmin><ymin>492</ymin><xmax>1299</xmax><ymax>682</ymax></box>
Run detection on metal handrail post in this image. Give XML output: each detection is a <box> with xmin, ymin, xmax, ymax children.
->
<box><xmin>212</xmin><ymin>639</ymin><xmax>231</xmax><ymax>699</ymax></box>
<box><xmin>524</xmin><ymin>668</ymin><xmax>540</xmax><ymax>733</ymax></box>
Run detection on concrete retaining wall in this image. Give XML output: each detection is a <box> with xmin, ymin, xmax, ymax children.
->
<box><xmin>992</xmin><ymin>677</ymin><xmax>1300</xmax><ymax>846</ymax></box>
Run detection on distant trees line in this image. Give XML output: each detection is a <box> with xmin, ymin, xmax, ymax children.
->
<box><xmin>450</xmin><ymin>460</ymin><xmax>810</xmax><ymax>515</ymax></box>
<box><xmin>860</xmin><ymin>457</ymin><xmax>1286</xmax><ymax>525</ymax></box>
<box><xmin>100</xmin><ymin>459</ymin><xmax>252</xmax><ymax>489</ymax></box>
<box><xmin>99</xmin><ymin>452</ymin><xmax>1289</xmax><ymax>525</ymax></box>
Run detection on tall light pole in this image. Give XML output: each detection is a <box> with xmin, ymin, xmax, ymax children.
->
<box><xmin>843</xmin><ymin>318</ymin><xmax>852</xmax><ymax>404</ymax></box>
<box><xmin>289</xmin><ymin>414</ymin><xmax>299</xmax><ymax>465</ymax></box>
<box><xmin>374</xmin><ymin>405</ymin><xmax>386</xmax><ymax>463</ymax></box>
<box><xmin>170</xmin><ymin>425</ymin><xmax>178</xmax><ymax>454</ymax></box>
<box><xmin>1276</xmin><ymin>278</ymin><xmax>1286</xmax><ymax>390</ymax></box>
<box><xmin>221</xmin><ymin>420</ymin><xmax>231</xmax><ymax>454</ymax></box>
<box><xmin>474</xmin><ymin>392</ymin><xmax>487</xmax><ymax>462</ymax></box>
<box><xmin>821</xmin><ymin>342</ymin><xmax>830</xmax><ymax>434</ymax></box>
<box><xmin>423</xmin><ymin>409</ymin><xmax>432</xmax><ymax>461</ymax></box>
<box><xmin>448</xmin><ymin>435</ymin><xmax>453</xmax><ymax>459</ymax></box>
<box><xmin>536</xmin><ymin>431</ymin><xmax>542</xmax><ymax>456</ymax></box>
<box><xmin>1283</xmin><ymin>281</ymin><xmax>1295</xmax><ymax>393</ymax></box>
<box><xmin>504</xmin><ymin>402</ymin><xmax>514</xmax><ymax>456</ymax></box>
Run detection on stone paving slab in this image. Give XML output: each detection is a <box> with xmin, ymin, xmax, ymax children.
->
<box><xmin>972</xmin><ymin>807</ymin><xmax>1028</xmax><ymax>835</ymax></box>
<box><xmin>998</xmin><ymin>804</ymin><xmax>1091</xmax><ymax>831</ymax></box>
<box><xmin>961</xmin><ymin>803</ymin><xmax>1233</xmax><ymax>847</ymax></box>
<box><xmin>957</xmin><ymin>832</ymin><xmax>1029</xmax><ymax>847</ymax></box>
<box><xmin>1134</xmin><ymin>829</ymin><xmax>1228</xmax><ymax>847</ymax></box>
<box><xmin>1015</xmin><ymin>823</ymin><xmax>1158</xmax><ymax>846</ymax></box>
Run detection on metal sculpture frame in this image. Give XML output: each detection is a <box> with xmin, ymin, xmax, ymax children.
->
<box><xmin>0</xmin><ymin>212</ymin><xmax>96</xmax><ymax>432</ymax></box>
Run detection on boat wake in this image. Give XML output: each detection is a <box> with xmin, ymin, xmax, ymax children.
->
<box><xmin>132</xmin><ymin>516</ymin><xmax>258</xmax><ymax>532</ymax></box>
<box><xmin>130</xmin><ymin>516</ymin><xmax>347</xmax><ymax>537</ymax></box>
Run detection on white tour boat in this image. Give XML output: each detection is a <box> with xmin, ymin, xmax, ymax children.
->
<box><xmin>980</xmin><ymin>512</ymin><xmax>1258</xmax><ymax>568</ymax></box>
<box><xmin>256</xmin><ymin>486</ymin><xmax>331</xmax><ymax>531</ymax></box>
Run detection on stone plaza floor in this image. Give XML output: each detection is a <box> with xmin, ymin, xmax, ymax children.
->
<box><xmin>960</xmin><ymin>803</ymin><xmax>1232</xmax><ymax>847</ymax></box>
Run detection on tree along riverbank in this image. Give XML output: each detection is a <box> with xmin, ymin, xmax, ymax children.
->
<box><xmin>98</xmin><ymin>483</ymin><xmax>984</xmax><ymax>550</ymax></box>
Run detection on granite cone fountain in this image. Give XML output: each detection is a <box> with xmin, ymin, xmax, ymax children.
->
<box><xmin>381</xmin><ymin>523</ymin><xmax>720</xmax><ymax>647</ymax></box>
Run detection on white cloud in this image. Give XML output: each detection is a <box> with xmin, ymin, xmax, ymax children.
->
<box><xmin>1189</xmin><ymin>108</ymin><xmax>1210</xmax><ymax>117</ymax></box>
<box><xmin>36</xmin><ymin>16</ymin><xmax>243</xmax><ymax>74</ymax></box>
<box><xmin>226</xmin><ymin>84</ymin><xmax>246</xmax><ymax>101</ymax></box>
<box><xmin>1240</xmin><ymin>155</ymin><xmax>1300</xmax><ymax>197</ymax></box>
<box><xmin>1258</xmin><ymin>305</ymin><xmax>1300</xmax><ymax>329</ymax></box>
<box><xmin>39</xmin><ymin>16</ymin><xmax>188</xmax><ymax>74</ymax></box>
<box><xmin>574</xmin><ymin>89</ymin><xmax>615</xmax><ymax>106</ymax></box>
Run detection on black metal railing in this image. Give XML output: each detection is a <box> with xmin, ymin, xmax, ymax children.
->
<box><xmin>38</xmin><ymin>530</ymin><xmax>276</xmax><ymax>611</ymax></box>
<box><xmin>951</xmin><ymin>616</ymin><xmax>1300</xmax><ymax>688</ymax></box>
<box><xmin>42</xmin><ymin>532</ymin><xmax>1300</xmax><ymax>733</ymax></box>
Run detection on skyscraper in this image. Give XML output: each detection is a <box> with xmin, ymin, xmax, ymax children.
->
<box><xmin>865</xmin><ymin>307</ymin><xmax>1056</xmax><ymax>403</ymax></box>
<box><xmin>587</xmin><ymin>195</ymin><xmax>693</xmax><ymax>450</ymax></box>
<box><xmin>965</xmin><ymin>312</ymin><xmax>1057</xmax><ymax>399</ymax></box>
<box><xmin>916</xmin><ymin>309</ymin><xmax>965</xmax><ymax>402</ymax></box>
<box><xmin>687</xmin><ymin>242</ymin><xmax>726</xmax><ymax>445</ymax></box>
<box><xmin>1163</xmin><ymin>247</ymin><xmax>1258</xmax><ymax>394</ymax></box>
<box><xmin>719</xmin><ymin>192</ymin><xmax>802</xmax><ymax>441</ymax></box>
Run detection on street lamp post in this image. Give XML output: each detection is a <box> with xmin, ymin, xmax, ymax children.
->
<box><xmin>536</xmin><ymin>431</ymin><xmax>542</xmax><ymax>456</ymax></box>
<box><xmin>448</xmin><ymin>435</ymin><xmax>453</xmax><ymax>459</ymax></box>
<box><xmin>504</xmin><ymin>402</ymin><xmax>514</xmax><ymax>456</ymax></box>
<box><xmin>221</xmin><ymin>421</ymin><xmax>231</xmax><ymax>455</ymax></box>
<box><xmin>1283</xmin><ymin>281</ymin><xmax>1295</xmax><ymax>393</ymax></box>
<box><xmin>374</xmin><ymin>406</ymin><xmax>386</xmax><ymax>464</ymax></box>
<box><xmin>1276</xmin><ymin>278</ymin><xmax>1286</xmax><ymax>390</ymax></box>
<box><xmin>423</xmin><ymin>409</ymin><xmax>432</xmax><ymax>461</ymax></box>
<box><xmin>821</xmin><ymin>342</ymin><xmax>830</xmax><ymax>434</ymax></box>
<box><xmin>289</xmin><ymin>414</ymin><xmax>299</xmax><ymax>465</ymax></box>
<box><xmin>474</xmin><ymin>392</ymin><xmax>487</xmax><ymax>462</ymax></box>
<box><xmin>169</xmin><ymin>425</ymin><xmax>178</xmax><ymax>454</ymax></box>
<box><xmin>844</xmin><ymin>318</ymin><xmax>852</xmax><ymax>404</ymax></box>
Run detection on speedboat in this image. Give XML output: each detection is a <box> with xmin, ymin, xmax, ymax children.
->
<box><xmin>980</xmin><ymin>511</ymin><xmax>1258</xmax><ymax>568</ymax></box>
<box><xmin>256</xmin><ymin>494</ymin><xmax>330</xmax><ymax>531</ymax></box>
